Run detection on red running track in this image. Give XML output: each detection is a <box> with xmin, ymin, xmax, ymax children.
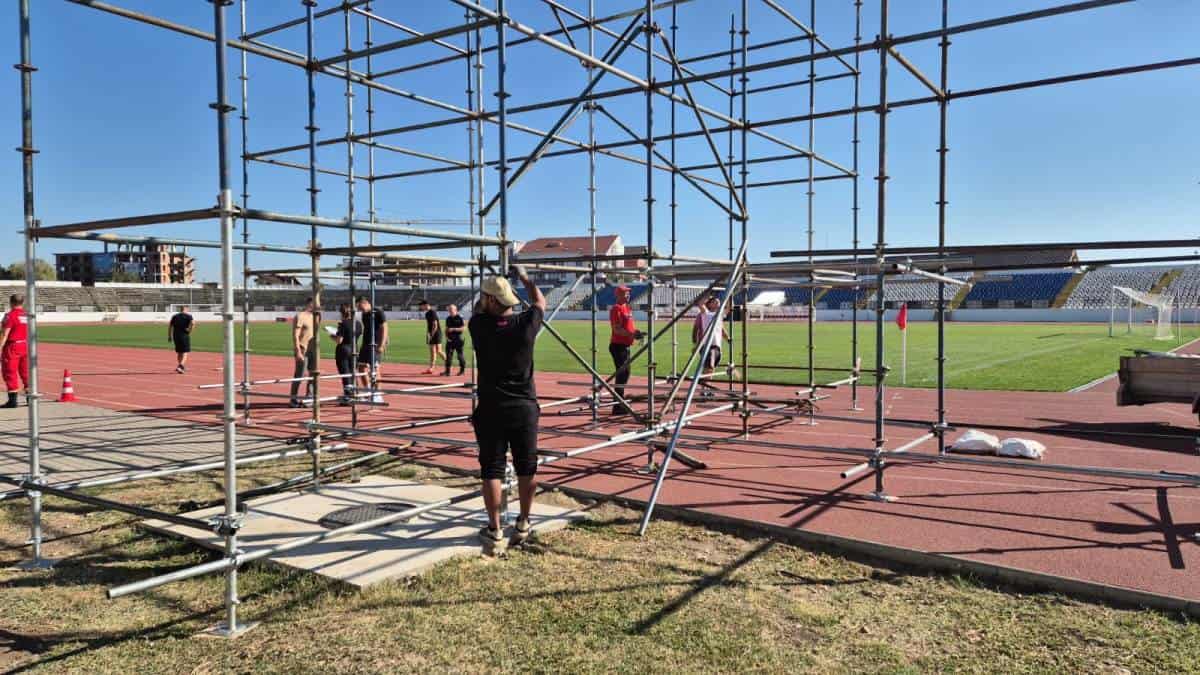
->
<box><xmin>27</xmin><ymin>343</ymin><xmax>1200</xmax><ymax>612</ymax></box>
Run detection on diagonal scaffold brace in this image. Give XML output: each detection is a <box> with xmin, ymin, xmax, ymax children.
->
<box><xmin>638</xmin><ymin>240</ymin><xmax>748</xmax><ymax>536</ymax></box>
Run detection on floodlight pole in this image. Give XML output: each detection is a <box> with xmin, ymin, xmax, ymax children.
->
<box><xmin>211</xmin><ymin>0</ymin><xmax>249</xmax><ymax>637</ymax></box>
<box><xmin>16</xmin><ymin>0</ymin><xmax>51</xmax><ymax>572</ymax></box>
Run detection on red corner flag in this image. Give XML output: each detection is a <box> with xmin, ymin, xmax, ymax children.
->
<box><xmin>895</xmin><ymin>303</ymin><xmax>909</xmax><ymax>331</ymax></box>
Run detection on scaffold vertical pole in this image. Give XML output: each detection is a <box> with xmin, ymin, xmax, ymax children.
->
<box><xmin>668</xmin><ymin>2</ymin><xmax>679</xmax><ymax>380</ymax></box>
<box><xmin>850</xmin><ymin>0</ymin><xmax>862</xmax><ymax>411</ymax></box>
<box><xmin>364</xmin><ymin>2</ymin><xmax>378</xmax><ymax>321</ymax></box>
<box><xmin>588</xmin><ymin>0</ymin><xmax>600</xmax><ymax>426</ymax></box>
<box><xmin>343</xmin><ymin>1</ymin><xmax>359</xmax><ymax>428</ymax></box>
<box><xmin>644</xmin><ymin>0</ymin><xmax>657</xmax><ymax>424</ymax></box>
<box><xmin>16</xmin><ymin>0</ymin><xmax>52</xmax><ymax>572</ymax></box>
<box><xmin>238</xmin><ymin>0</ymin><xmax>252</xmax><ymax>426</ymax></box>
<box><xmin>739</xmin><ymin>0</ymin><xmax>750</xmax><ymax>439</ymax></box>
<box><xmin>496</xmin><ymin>0</ymin><xmax>510</xmax><ymax>271</ymax></box>
<box><xmin>303</xmin><ymin>0</ymin><xmax>323</xmax><ymax>488</ymax></box>
<box><xmin>726</xmin><ymin>13</ymin><xmax>736</xmax><ymax>400</ymax></box>
<box><xmin>935</xmin><ymin>0</ymin><xmax>951</xmax><ymax>455</ymax></box>
<box><xmin>869</xmin><ymin>0</ymin><xmax>893</xmax><ymax>502</ymax></box>
<box><xmin>211</xmin><ymin>0</ymin><xmax>249</xmax><ymax>637</ymax></box>
<box><xmin>805</xmin><ymin>0</ymin><xmax>817</xmax><ymax>409</ymax></box>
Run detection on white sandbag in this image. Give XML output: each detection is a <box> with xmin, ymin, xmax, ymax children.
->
<box><xmin>949</xmin><ymin>429</ymin><xmax>1001</xmax><ymax>454</ymax></box>
<box><xmin>998</xmin><ymin>438</ymin><xmax>1045</xmax><ymax>460</ymax></box>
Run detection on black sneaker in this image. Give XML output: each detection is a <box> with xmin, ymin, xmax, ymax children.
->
<box><xmin>457</xmin><ymin>367</ymin><xmax>465</xmax><ymax>376</ymax></box>
<box><xmin>479</xmin><ymin>526</ymin><xmax>505</xmax><ymax>556</ymax></box>
<box><xmin>289</xmin><ymin>398</ymin><xmax>303</xmax><ymax>409</ymax></box>
<box><xmin>509</xmin><ymin>517</ymin><xmax>532</xmax><ymax>547</ymax></box>
<box><xmin>176</xmin><ymin>365</ymin><xmax>185</xmax><ymax>374</ymax></box>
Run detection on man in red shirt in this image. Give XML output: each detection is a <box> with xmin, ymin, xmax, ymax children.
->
<box><xmin>1</xmin><ymin>294</ymin><xmax>30</xmax><ymax>409</ymax></box>
<box><xmin>608</xmin><ymin>285</ymin><xmax>643</xmax><ymax>416</ymax></box>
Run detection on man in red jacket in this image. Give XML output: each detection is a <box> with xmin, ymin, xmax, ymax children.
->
<box><xmin>0</xmin><ymin>294</ymin><xmax>30</xmax><ymax>409</ymax></box>
<box><xmin>608</xmin><ymin>285</ymin><xmax>643</xmax><ymax>416</ymax></box>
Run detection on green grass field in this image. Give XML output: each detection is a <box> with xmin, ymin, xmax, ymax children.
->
<box><xmin>36</xmin><ymin>319</ymin><xmax>1199</xmax><ymax>392</ymax></box>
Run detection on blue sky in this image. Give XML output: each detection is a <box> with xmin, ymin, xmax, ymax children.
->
<box><xmin>2</xmin><ymin>1</ymin><xmax>1198</xmax><ymax>281</ymax></box>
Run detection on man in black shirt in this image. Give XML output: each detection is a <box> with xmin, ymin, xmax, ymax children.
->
<box><xmin>330</xmin><ymin>303</ymin><xmax>362</xmax><ymax>405</ymax></box>
<box><xmin>469</xmin><ymin>265</ymin><xmax>545</xmax><ymax>553</ymax></box>
<box><xmin>443</xmin><ymin>303</ymin><xmax>466</xmax><ymax>376</ymax></box>
<box><xmin>167</xmin><ymin>306</ymin><xmax>194</xmax><ymax>374</ymax></box>
<box><xmin>356</xmin><ymin>296</ymin><xmax>388</xmax><ymax>397</ymax></box>
<box><xmin>419</xmin><ymin>299</ymin><xmax>445</xmax><ymax>375</ymax></box>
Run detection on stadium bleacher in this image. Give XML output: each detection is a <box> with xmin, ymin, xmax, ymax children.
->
<box><xmin>1164</xmin><ymin>265</ymin><xmax>1200</xmax><ymax>308</ymax></box>
<box><xmin>12</xmin><ymin>264</ymin><xmax>1198</xmax><ymax>316</ymax></box>
<box><xmin>579</xmin><ymin>283</ymin><xmax>648</xmax><ymax>310</ymax></box>
<box><xmin>963</xmin><ymin>271</ymin><xmax>1073</xmax><ymax>309</ymax></box>
<box><xmin>1064</xmin><ymin>266</ymin><xmax>1165</xmax><ymax>309</ymax></box>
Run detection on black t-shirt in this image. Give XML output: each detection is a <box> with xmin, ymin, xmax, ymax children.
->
<box><xmin>169</xmin><ymin>313</ymin><xmax>193</xmax><ymax>340</ymax></box>
<box><xmin>469</xmin><ymin>305</ymin><xmax>543</xmax><ymax>404</ymax></box>
<box><xmin>425</xmin><ymin>309</ymin><xmax>440</xmax><ymax>334</ymax></box>
<box><xmin>360</xmin><ymin>307</ymin><xmax>386</xmax><ymax>348</ymax></box>
<box><xmin>336</xmin><ymin>318</ymin><xmax>361</xmax><ymax>353</ymax></box>
<box><xmin>445</xmin><ymin>315</ymin><xmax>465</xmax><ymax>343</ymax></box>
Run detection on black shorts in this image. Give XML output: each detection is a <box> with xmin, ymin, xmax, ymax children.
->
<box><xmin>173</xmin><ymin>335</ymin><xmax>191</xmax><ymax>354</ymax></box>
<box><xmin>358</xmin><ymin>345</ymin><xmax>379</xmax><ymax>366</ymax></box>
<box><xmin>472</xmin><ymin>399</ymin><xmax>539</xmax><ymax>480</ymax></box>
<box><xmin>427</xmin><ymin>331</ymin><xmax>443</xmax><ymax>346</ymax></box>
<box><xmin>705</xmin><ymin>346</ymin><xmax>721</xmax><ymax>369</ymax></box>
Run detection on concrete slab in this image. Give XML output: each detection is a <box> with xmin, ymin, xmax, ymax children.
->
<box><xmin>0</xmin><ymin>402</ymin><xmax>286</xmax><ymax>486</ymax></box>
<box><xmin>142</xmin><ymin>475</ymin><xmax>586</xmax><ymax>587</ymax></box>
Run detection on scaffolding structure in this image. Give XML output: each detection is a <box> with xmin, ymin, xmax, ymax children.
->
<box><xmin>11</xmin><ymin>0</ymin><xmax>1200</xmax><ymax>637</ymax></box>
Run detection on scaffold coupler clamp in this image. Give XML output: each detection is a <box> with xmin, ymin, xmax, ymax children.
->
<box><xmin>21</xmin><ymin>474</ymin><xmax>43</xmax><ymax>499</ymax></box>
<box><xmin>210</xmin><ymin>513</ymin><xmax>244</xmax><ymax>537</ymax></box>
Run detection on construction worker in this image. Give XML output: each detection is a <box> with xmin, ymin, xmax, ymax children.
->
<box><xmin>469</xmin><ymin>265</ymin><xmax>545</xmax><ymax>554</ymax></box>
<box><xmin>0</xmin><ymin>294</ymin><xmax>30</xmax><ymax>409</ymax></box>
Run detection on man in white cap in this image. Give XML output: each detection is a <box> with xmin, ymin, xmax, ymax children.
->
<box><xmin>469</xmin><ymin>264</ymin><xmax>546</xmax><ymax>554</ymax></box>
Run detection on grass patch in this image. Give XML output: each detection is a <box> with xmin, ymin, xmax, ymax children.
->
<box><xmin>1</xmin><ymin>458</ymin><xmax>1198</xmax><ymax>672</ymax></box>
<box><xmin>37</xmin><ymin>320</ymin><xmax>1200</xmax><ymax>392</ymax></box>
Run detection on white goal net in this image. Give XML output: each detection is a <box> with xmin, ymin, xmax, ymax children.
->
<box><xmin>1110</xmin><ymin>286</ymin><xmax>1174</xmax><ymax>340</ymax></box>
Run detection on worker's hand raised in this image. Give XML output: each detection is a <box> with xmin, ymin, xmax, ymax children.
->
<box><xmin>509</xmin><ymin>264</ymin><xmax>529</xmax><ymax>282</ymax></box>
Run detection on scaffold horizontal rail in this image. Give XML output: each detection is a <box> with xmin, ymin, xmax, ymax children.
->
<box><xmin>29</xmin><ymin>207</ymin><xmax>220</xmax><ymax>237</ymax></box>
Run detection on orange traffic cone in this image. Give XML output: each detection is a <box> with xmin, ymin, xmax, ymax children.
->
<box><xmin>59</xmin><ymin>369</ymin><xmax>78</xmax><ymax>403</ymax></box>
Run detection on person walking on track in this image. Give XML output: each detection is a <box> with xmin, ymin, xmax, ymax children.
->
<box><xmin>608</xmin><ymin>285</ymin><xmax>644</xmax><ymax>416</ymax></box>
<box><xmin>469</xmin><ymin>265</ymin><xmax>546</xmax><ymax>554</ymax></box>
<box><xmin>289</xmin><ymin>298</ymin><xmax>319</xmax><ymax>408</ymax></box>
<box><xmin>356</xmin><ymin>295</ymin><xmax>388</xmax><ymax>396</ymax></box>
<box><xmin>0</xmin><ymin>294</ymin><xmax>30</xmax><ymax>409</ymax></box>
<box><xmin>330</xmin><ymin>303</ymin><xmax>361</xmax><ymax>405</ymax></box>
<box><xmin>692</xmin><ymin>294</ymin><xmax>727</xmax><ymax>395</ymax></box>
<box><xmin>420</xmin><ymin>299</ymin><xmax>445</xmax><ymax>375</ymax></box>
<box><xmin>443</xmin><ymin>303</ymin><xmax>466</xmax><ymax>376</ymax></box>
<box><xmin>167</xmin><ymin>305</ymin><xmax>194</xmax><ymax>374</ymax></box>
